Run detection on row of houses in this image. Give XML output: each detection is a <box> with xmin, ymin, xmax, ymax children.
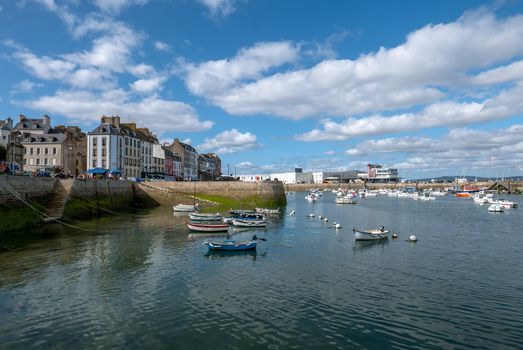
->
<box><xmin>238</xmin><ymin>165</ymin><xmax>399</xmax><ymax>184</ymax></box>
<box><xmin>0</xmin><ymin>114</ymin><xmax>221</xmax><ymax>180</ymax></box>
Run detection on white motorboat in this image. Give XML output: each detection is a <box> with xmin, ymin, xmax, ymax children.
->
<box><xmin>186</xmin><ymin>222</ymin><xmax>230</xmax><ymax>232</ymax></box>
<box><xmin>488</xmin><ymin>203</ymin><xmax>504</xmax><ymax>212</ymax></box>
<box><xmin>353</xmin><ymin>227</ymin><xmax>389</xmax><ymax>241</ymax></box>
<box><xmin>173</xmin><ymin>203</ymin><xmax>199</xmax><ymax>212</ymax></box>
<box><xmin>492</xmin><ymin>199</ymin><xmax>518</xmax><ymax>209</ymax></box>
<box><xmin>335</xmin><ymin>197</ymin><xmax>357</xmax><ymax>204</ymax></box>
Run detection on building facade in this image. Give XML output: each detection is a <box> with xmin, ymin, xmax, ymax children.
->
<box><xmin>366</xmin><ymin>164</ymin><xmax>399</xmax><ymax>182</ymax></box>
<box><xmin>198</xmin><ymin>154</ymin><xmax>216</xmax><ymax>180</ymax></box>
<box><xmin>0</xmin><ymin>117</ymin><xmax>13</xmax><ymax>146</ymax></box>
<box><xmin>169</xmin><ymin>139</ymin><xmax>198</xmax><ymax>180</ymax></box>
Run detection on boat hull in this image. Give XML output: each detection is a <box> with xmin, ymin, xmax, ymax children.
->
<box><xmin>173</xmin><ymin>204</ymin><xmax>198</xmax><ymax>212</ymax></box>
<box><xmin>205</xmin><ymin>240</ymin><xmax>257</xmax><ymax>251</ymax></box>
<box><xmin>187</xmin><ymin>223</ymin><xmax>230</xmax><ymax>232</ymax></box>
<box><xmin>232</xmin><ymin>219</ymin><xmax>267</xmax><ymax>228</ymax></box>
<box><xmin>188</xmin><ymin>213</ymin><xmax>223</xmax><ymax>221</ymax></box>
<box><xmin>353</xmin><ymin>228</ymin><xmax>389</xmax><ymax>241</ymax></box>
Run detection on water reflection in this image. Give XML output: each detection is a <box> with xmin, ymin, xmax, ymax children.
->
<box><xmin>353</xmin><ymin>238</ymin><xmax>389</xmax><ymax>251</ymax></box>
<box><xmin>204</xmin><ymin>250</ymin><xmax>258</xmax><ymax>260</ymax></box>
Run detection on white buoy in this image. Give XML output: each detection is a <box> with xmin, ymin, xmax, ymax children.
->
<box><xmin>309</xmin><ymin>213</ymin><xmax>315</xmax><ymax>217</ymax></box>
<box><xmin>392</xmin><ymin>233</ymin><xmax>398</xmax><ymax>239</ymax></box>
<box><xmin>408</xmin><ymin>235</ymin><xmax>417</xmax><ymax>242</ymax></box>
<box><xmin>318</xmin><ymin>215</ymin><xmax>323</xmax><ymax>219</ymax></box>
<box><xmin>335</xmin><ymin>223</ymin><xmax>342</xmax><ymax>229</ymax></box>
<box><xmin>333</xmin><ymin>221</ymin><xmax>337</xmax><ymax>225</ymax></box>
<box><xmin>324</xmin><ymin>218</ymin><xmax>328</xmax><ymax>222</ymax></box>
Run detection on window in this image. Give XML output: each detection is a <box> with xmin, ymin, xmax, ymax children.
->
<box><xmin>102</xmin><ymin>148</ymin><xmax>106</xmax><ymax>157</ymax></box>
<box><xmin>44</xmin><ymin>158</ymin><xmax>48</xmax><ymax>165</ymax></box>
<box><xmin>93</xmin><ymin>160</ymin><xmax>96</xmax><ymax>168</ymax></box>
<box><xmin>125</xmin><ymin>138</ymin><xmax>129</xmax><ymax>146</ymax></box>
<box><xmin>23</xmin><ymin>159</ymin><xmax>27</xmax><ymax>165</ymax></box>
<box><xmin>29</xmin><ymin>148</ymin><xmax>33</xmax><ymax>155</ymax></box>
<box><xmin>36</xmin><ymin>148</ymin><xmax>41</xmax><ymax>155</ymax></box>
<box><xmin>45</xmin><ymin>148</ymin><xmax>49</xmax><ymax>155</ymax></box>
<box><xmin>53</xmin><ymin>147</ymin><xmax>57</xmax><ymax>155</ymax></box>
<box><xmin>93</xmin><ymin>138</ymin><xmax>97</xmax><ymax>147</ymax></box>
<box><xmin>23</xmin><ymin>148</ymin><xmax>27</xmax><ymax>155</ymax></box>
<box><xmin>53</xmin><ymin>159</ymin><xmax>57</xmax><ymax>166</ymax></box>
<box><xmin>36</xmin><ymin>159</ymin><xmax>40</xmax><ymax>165</ymax></box>
<box><xmin>102</xmin><ymin>137</ymin><xmax>106</xmax><ymax>146</ymax></box>
<box><xmin>125</xmin><ymin>148</ymin><xmax>128</xmax><ymax>156</ymax></box>
<box><xmin>29</xmin><ymin>159</ymin><xmax>33</xmax><ymax>165</ymax></box>
<box><xmin>102</xmin><ymin>160</ymin><xmax>106</xmax><ymax>168</ymax></box>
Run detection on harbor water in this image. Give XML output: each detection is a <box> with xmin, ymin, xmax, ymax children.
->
<box><xmin>1</xmin><ymin>192</ymin><xmax>522</xmax><ymax>349</ymax></box>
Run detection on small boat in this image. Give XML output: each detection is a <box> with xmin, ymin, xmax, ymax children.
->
<box><xmin>174</xmin><ymin>204</ymin><xmax>199</xmax><ymax>212</ymax></box>
<box><xmin>335</xmin><ymin>197</ymin><xmax>357</xmax><ymax>204</ymax></box>
<box><xmin>187</xmin><ymin>222</ymin><xmax>230</xmax><ymax>232</ymax></box>
<box><xmin>204</xmin><ymin>239</ymin><xmax>257</xmax><ymax>251</ymax></box>
<box><xmin>232</xmin><ymin>219</ymin><xmax>267</xmax><ymax>227</ymax></box>
<box><xmin>488</xmin><ymin>203</ymin><xmax>504</xmax><ymax>212</ymax></box>
<box><xmin>222</xmin><ymin>217</ymin><xmax>235</xmax><ymax>224</ymax></box>
<box><xmin>353</xmin><ymin>227</ymin><xmax>389</xmax><ymax>241</ymax></box>
<box><xmin>229</xmin><ymin>209</ymin><xmax>257</xmax><ymax>215</ymax></box>
<box><xmin>497</xmin><ymin>199</ymin><xmax>518</xmax><ymax>209</ymax></box>
<box><xmin>255</xmin><ymin>207</ymin><xmax>281</xmax><ymax>215</ymax></box>
<box><xmin>188</xmin><ymin>212</ymin><xmax>223</xmax><ymax>221</ymax></box>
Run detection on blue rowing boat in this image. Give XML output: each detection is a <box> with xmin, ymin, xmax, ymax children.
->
<box><xmin>204</xmin><ymin>239</ymin><xmax>257</xmax><ymax>251</ymax></box>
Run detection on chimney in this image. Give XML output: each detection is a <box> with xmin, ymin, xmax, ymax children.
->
<box><xmin>43</xmin><ymin>114</ymin><xmax>51</xmax><ymax>126</ymax></box>
<box><xmin>113</xmin><ymin>115</ymin><xmax>120</xmax><ymax>128</ymax></box>
<box><xmin>18</xmin><ymin>114</ymin><xmax>26</xmax><ymax>122</ymax></box>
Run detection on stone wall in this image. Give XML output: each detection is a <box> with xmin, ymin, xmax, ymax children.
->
<box><xmin>136</xmin><ymin>181</ymin><xmax>287</xmax><ymax>207</ymax></box>
<box><xmin>0</xmin><ymin>176</ymin><xmax>56</xmax><ymax>205</ymax></box>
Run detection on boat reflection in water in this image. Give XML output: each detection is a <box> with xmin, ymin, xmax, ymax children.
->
<box><xmin>353</xmin><ymin>239</ymin><xmax>389</xmax><ymax>251</ymax></box>
<box><xmin>205</xmin><ymin>250</ymin><xmax>259</xmax><ymax>260</ymax></box>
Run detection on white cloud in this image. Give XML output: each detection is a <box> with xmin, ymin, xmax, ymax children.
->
<box><xmin>154</xmin><ymin>41</ymin><xmax>171</xmax><ymax>53</ymax></box>
<box><xmin>236</xmin><ymin>161</ymin><xmax>255</xmax><ymax>168</ymax></box>
<box><xmin>296</xmin><ymin>82</ymin><xmax>523</xmax><ymax>141</ymax></box>
<box><xmin>24</xmin><ymin>89</ymin><xmax>214</xmax><ymax>133</ymax></box>
<box><xmin>184</xmin><ymin>41</ymin><xmax>300</xmax><ymax>95</ymax></box>
<box><xmin>198</xmin><ymin>129</ymin><xmax>261</xmax><ymax>154</ymax></box>
<box><xmin>198</xmin><ymin>0</ymin><xmax>238</xmax><ymax>18</ymax></box>
<box><xmin>12</xmin><ymin>79</ymin><xmax>42</xmax><ymax>93</ymax></box>
<box><xmin>182</xmin><ymin>10</ymin><xmax>523</xmax><ymax>123</ymax></box>
<box><xmin>130</xmin><ymin>77</ymin><xmax>165</xmax><ymax>93</ymax></box>
<box><xmin>92</xmin><ymin>0</ymin><xmax>149</xmax><ymax>14</ymax></box>
<box><xmin>344</xmin><ymin>125</ymin><xmax>523</xmax><ymax>174</ymax></box>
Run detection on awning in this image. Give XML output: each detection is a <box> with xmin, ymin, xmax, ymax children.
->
<box><xmin>109</xmin><ymin>168</ymin><xmax>121</xmax><ymax>173</ymax></box>
<box><xmin>87</xmin><ymin>168</ymin><xmax>108</xmax><ymax>174</ymax></box>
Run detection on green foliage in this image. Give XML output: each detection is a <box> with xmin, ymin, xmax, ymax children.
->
<box><xmin>0</xmin><ymin>204</ymin><xmax>44</xmax><ymax>233</ymax></box>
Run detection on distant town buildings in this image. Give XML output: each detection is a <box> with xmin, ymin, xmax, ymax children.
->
<box><xmin>0</xmin><ymin>113</ymin><xmax>222</xmax><ymax>180</ymax></box>
<box><xmin>239</xmin><ymin>166</ymin><xmax>398</xmax><ymax>184</ymax></box>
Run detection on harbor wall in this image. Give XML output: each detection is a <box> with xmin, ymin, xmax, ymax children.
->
<box><xmin>135</xmin><ymin>181</ymin><xmax>287</xmax><ymax>208</ymax></box>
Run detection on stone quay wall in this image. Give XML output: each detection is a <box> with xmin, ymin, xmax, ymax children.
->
<box><xmin>0</xmin><ymin>176</ymin><xmax>56</xmax><ymax>205</ymax></box>
<box><xmin>136</xmin><ymin>181</ymin><xmax>287</xmax><ymax>206</ymax></box>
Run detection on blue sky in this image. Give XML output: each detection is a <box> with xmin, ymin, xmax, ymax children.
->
<box><xmin>1</xmin><ymin>0</ymin><xmax>523</xmax><ymax>179</ymax></box>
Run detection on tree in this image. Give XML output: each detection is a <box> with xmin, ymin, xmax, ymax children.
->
<box><xmin>0</xmin><ymin>144</ymin><xmax>6</xmax><ymax>161</ymax></box>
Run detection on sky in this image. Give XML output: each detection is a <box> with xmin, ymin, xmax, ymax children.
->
<box><xmin>1</xmin><ymin>0</ymin><xmax>523</xmax><ymax>179</ymax></box>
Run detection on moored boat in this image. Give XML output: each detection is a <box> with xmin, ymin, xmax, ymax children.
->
<box><xmin>487</xmin><ymin>203</ymin><xmax>504</xmax><ymax>212</ymax></box>
<box><xmin>174</xmin><ymin>203</ymin><xmax>199</xmax><ymax>212</ymax></box>
<box><xmin>204</xmin><ymin>239</ymin><xmax>257</xmax><ymax>251</ymax></box>
<box><xmin>188</xmin><ymin>212</ymin><xmax>223</xmax><ymax>221</ymax></box>
<box><xmin>255</xmin><ymin>207</ymin><xmax>281</xmax><ymax>215</ymax></box>
<box><xmin>335</xmin><ymin>197</ymin><xmax>357</xmax><ymax>204</ymax></box>
<box><xmin>353</xmin><ymin>227</ymin><xmax>389</xmax><ymax>241</ymax></box>
<box><xmin>187</xmin><ymin>222</ymin><xmax>230</xmax><ymax>232</ymax></box>
<box><xmin>232</xmin><ymin>219</ymin><xmax>267</xmax><ymax>228</ymax></box>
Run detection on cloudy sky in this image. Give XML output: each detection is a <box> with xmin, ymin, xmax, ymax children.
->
<box><xmin>1</xmin><ymin>0</ymin><xmax>523</xmax><ymax>179</ymax></box>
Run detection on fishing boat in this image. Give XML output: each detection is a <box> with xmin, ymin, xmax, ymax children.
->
<box><xmin>335</xmin><ymin>197</ymin><xmax>357</xmax><ymax>204</ymax></box>
<box><xmin>487</xmin><ymin>203</ymin><xmax>504</xmax><ymax>212</ymax></box>
<box><xmin>188</xmin><ymin>212</ymin><xmax>223</xmax><ymax>221</ymax></box>
<box><xmin>232</xmin><ymin>219</ymin><xmax>267</xmax><ymax>228</ymax></box>
<box><xmin>187</xmin><ymin>222</ymin><xmax>230</xmax><ymax>232</ymax></box>
<box><xmin>229</xmin><ymin>209</ymin><xmax>257</xmax><ymax>216</ymax></box>
<box><xmin>173</xmin><ymin>204</ymin><xmax>199</xmax><ymax>212</ymax></box>
<box><xmin>204</xmin><ymin>239</ymin><xmax>257</xmax><ymax>251</ymax></box>
<box><xmin>255</xmin><ymin>207</ymin><xmax>281</xmax><ymax>215</ymax></box>
<box><xmin>353</xmin><ymin>227</ymin><xmax>389</xmax><ymax>241</ymax></box>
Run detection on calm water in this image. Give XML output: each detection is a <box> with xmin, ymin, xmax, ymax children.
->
<box><xmin>1</xmin><ymin>192</ymin><xmax>522</xmax><ymax>349</ymax></box>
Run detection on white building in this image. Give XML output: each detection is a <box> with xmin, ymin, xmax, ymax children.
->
<box><xmin>0</xmin><ymin>117</ymin><xmax>13</xmax><ymax>146</ymax></box>
<box><xmin>152</xmin><ymin>143</ymin><xmax>165</xmax><ymax>173</ymax></box>
<box><xmin>366</xmin><ymin>164</ymin><xmax>399</xmax><ymax>182</ymax></box>
<box><xmin>312</xmin><ymin>172</ymin><xmax>324</xmax><ymax>184</ymax></box>
<box><xmin>238</xmin><ymin>174</ymin><xmax>271</xmax><ymax>182</ymax></box>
